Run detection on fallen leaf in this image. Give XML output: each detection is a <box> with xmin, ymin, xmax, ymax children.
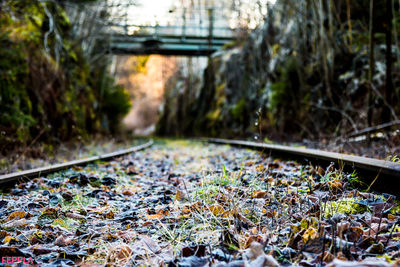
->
<box><xmin>244</xmin><ymin>242</ymin><xmax>264</xmax><ymax>261</ymax></box>
<box><xmin>252</xmin><ymin>191</ymin><xmax>268</xmax><ymax>198</ymax></box>
<box><xmin>54</xmin><ymin>235</ymin><xmax>74</xmax><ymax>247</ymax></box>
<box><xmin>105</xmin><ymin>210</ymin><xmax>115</xmax><ymax>219</ymax></box>
<box><xmin>363</xmin><ymin>223</ymin><xmax>388</xmax><ymax>236</ymax></box>
<box><xmin>131</xmin><ymin>235</ymin><xmax>161</xmax><ymax>256</ymax></box>
<box><xmin>5</xmin><ymin>211</ymin><xmax>25</xmax><ymax>222</ymax></box>
<box><xmin>146</xmin><ymin>214</ymin><xmax>163</xmax><ymax>220</ymax></box>
<box><xmin>244</xmin><ymin>235</ymin><xmax>264</xmax><ymax>249</ymax></box>
<box><xmin>122</xmin><ymin>190</ymin><xmax>135</xmax><ymax>196</ymax></box>
<box><xmin>2</xmin><ymin>236</ymin><xmax>16</xmax><ymax>244</ymax></box>
<box><xmin>3</xmin><ymin>218</ymin><xmax>28</xmax><ymax>229</ymax></box>
<box><xmin>108</xmin><ymin>244</ymin><xmax>133</xmax><ymax>264</ymax></box>
<box><xmin>208</xmin><ymin>204</ymin><xmax>226</xmax><ymax>216</ymax></box>
<box><xmin>302</xmin><ymin>227</ymin><xmax>318</xmax><ymax>243</ymax></box>
<box><xmin>175</xmin><ymin>190</ymin><xmax>185</xmax><ymax>201</ymax></box>
<box><xmin>142</xmin><ymin>221</ymin><xmax>153</xmax><ymax>226</ymax></box>
<box><xmin>322</xmin><ymin>251</ymin><xmax>334</xmax><ymax>263</ymax></box>
<box><xmin>66</xmin><ymin>212</ymin><xmax>85</xmax><ymax>220</ymax></box>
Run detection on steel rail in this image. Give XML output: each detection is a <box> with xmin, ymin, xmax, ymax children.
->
<box><xmin>0</xmin><ymin>140</ymin><xmax>153</xmax><ymax>185</ymax></box>
<box><xmin>207</xmin><ymin>138</ymin><xmax>400</xmax><ymax>195</ymax></box>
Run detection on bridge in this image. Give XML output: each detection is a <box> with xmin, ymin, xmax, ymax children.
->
<box><xmin>98</xmin><ymin>4</ymin><xmax>241</xmax><ymax>56</ymax></box>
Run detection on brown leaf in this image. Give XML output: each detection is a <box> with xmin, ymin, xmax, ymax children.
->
<box><xmin>66</xmin><ymin>212</ymin><xmax>85</xmax><ymax>220</ymax></box>
<box><xmin>252</xmin><ymin>191</ymin><xmax>268</xmax><ymax>199</ymax></box>
<box><xmin>142</xmin><ymin>221</ymin><xmax>153</xmax><ymax>226</ymax></box>
<box><xmin>363</xmin><ymin>223</ymin><xmax>388</xmax><ymax>236</ymax></box>
<box><xmin>234</xmin><ymin>212</ymin><xmax>255</xmax><ymax>227</ymax></box>
<box><xmin>288</xmin><ymin>228</ymin><xmax>305</xmax><ymax>249</ymax></box>
<box><xmin>388</xmin><ymin>214</ymin><xmax>397</xmax><ymax>221</ymax></box>
<box><xmin>0</xmin><ymin>231</ymin><xmax>9</xmax><ymax>239</ymax></box>
<box><xmin>0</xmin><ymin>246</ymin><xmax>32</xmax><ymax>257</ymax></box>
<box><xmin>175</xmin><ymin>190</ymin><xmax>185</xmax><ymax>201</ymax></box>
<box><xmin>336</xmin><ymin>252</ymin><xmax>347</xmax><ymax>261</ymax></box>
<box><xmin>5</xmin><ymin>211</ymin><xmax>25</xmax><ymax>222</ymax></box>
<box><xmin>146</xmin><ymin>214</ymin><xmax>163</xmax><ymax>220</ymax></box>
<box><xmin>317</xmin><ymin>166</ymin><xmax>325</xmax><ymax>176</ymax></box>
<box><xmin>40</xmin><ymin>207</ymin><xmax>59</xmax><ymax>219</ymax></box>
<box><xmin>208</xmin><ymin>204</ymin><xmax>226</xmax><ymax>216</ymax></box>
<box><xmin>122</xmin><ymin>190</ymin><xmax>135</xmax><ymax>196</ymax></box>
<box><xmin>244</xmin><ymin>235</ymin><xmax>264</xmax><ymax>249</ymax></box>
<box><xmin>322</xmin><ymin>251</ymin><xmax>334</xmax><ymax>263</ymax></box>
<box><xmin>31</xmin><ymin>245</ymin><xmax>57</xmax><ymax>255</ymax></box>
<box><xmin>54</xmin><ymin>235</ymin><xmax>73</xmax><ymax>247</ymax></box>
<box><xmin>117</xmin><ymin>229</ymin><xmax>137</xmax><ymax>243</ymax></box>
<box><xmin>131</xmin><ymin>235</ymin><xmax>161</xmax><ymax>256</ymax></box>
<box><xmin>108</xmin><ymin>244</ymin><xmax>133</xmax><ymax>264</ymax></box>
<box><xmin>105</xmin><ymin>210</ymin><xmax>115</xmax><ymax>219</ymax></box>
<box><xmin>244</xmin><ymin>242</ymin><xmax>265</xmax><ymax>261</ymax></box>
<box><xmin>347</xmin><ymin>226</ymin><xmax>363</xmax><ymax>242</ymax></box>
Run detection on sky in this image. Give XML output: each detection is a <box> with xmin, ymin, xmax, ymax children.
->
<box><xmin>125</xmin><ymin>0</ymin><xmax>277</xmax><ymax>29</ymax></box>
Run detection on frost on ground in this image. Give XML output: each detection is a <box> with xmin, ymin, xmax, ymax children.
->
<box><xmin>0</xmin><ymin>140</ymin><xmax>399</xmax><ymax>266</ymax></box>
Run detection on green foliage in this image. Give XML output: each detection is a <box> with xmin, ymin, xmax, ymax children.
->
<box><xmin>324</xmin><ymin>197</ymin><xmax>368</xmax><ymax>218</ymax></box>
<box><xmin>101</xmin><ymin>83</ymin><xmax>132</xmax><ymax>132</ymax></box>
<box><xmin>0</xmin><ymin>0</ymin><xmax>131</xmax><ymax>149</ymax></box>
<box><xmin>0</xmin><ymin>28</ymin><xmax>35</xmax><ymax>143</ymax></box>
<box><xmin>267</xmin><ymin>56</ymin><xmax>299</xmax><ymax>125</ymax></box>
<box><xmin>230</xmin><ymin>98</ymin><xmax>246</xmax><ymax>121</ymax></box>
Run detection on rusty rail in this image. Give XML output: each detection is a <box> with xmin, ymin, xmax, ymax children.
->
<box><xmin>207</xmin><ymin>138</ymin><xmax>400</xmax><ymax>195</ymax></box>
<box><xmin>0</xmin><ymin>140</ymin><xmax>153</xmax><ymax>185</ymax></box>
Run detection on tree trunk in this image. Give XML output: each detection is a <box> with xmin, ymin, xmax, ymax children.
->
<box><xmin>367</xmin><ymin>0</ymin><xmax>376</xmax><ymax>143</ymax></box>
<box><xmin>383</xmin><ymin>0</ymin><xmax>393</xmax><ymax>123</ymax></box>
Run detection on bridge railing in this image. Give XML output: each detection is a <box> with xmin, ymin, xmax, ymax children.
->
<box><xmin>104</xmin><ymin>23</ymin><xmax>239</xmax><ymax>39</ymax></box>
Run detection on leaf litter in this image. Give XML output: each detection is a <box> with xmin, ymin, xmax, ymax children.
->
<box><xmin>0</xmin><ymin>139</ymin><xmax>400</xmax><ymax>266</ymax></box>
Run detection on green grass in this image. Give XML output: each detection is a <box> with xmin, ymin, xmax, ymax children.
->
<box><xmin>52</xmin><ymin>217</ymin><xmax>81</xmax><ymax>232</ymax></box>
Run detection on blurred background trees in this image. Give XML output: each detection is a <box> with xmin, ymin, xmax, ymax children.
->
<box><xmin>157</xmin><ymin>0</ymin><xmax>400</xmax><ymax>145</ymax></box>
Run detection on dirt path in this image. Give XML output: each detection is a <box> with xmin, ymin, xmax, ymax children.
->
<box><xmin>0</xmin><ymin>140</ymin><xmax>399</xmax><ymax>266</ymax></box>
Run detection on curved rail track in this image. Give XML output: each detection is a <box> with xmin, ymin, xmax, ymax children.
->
<box><xmin>1</xmin><ymin>138</ymin><xmax>399</xmax><ymax>196</ymax></box>
<box><xmin>0</xmin><ymin>140</ymin><xmax>153</xmax><ymax>186</ymax></box>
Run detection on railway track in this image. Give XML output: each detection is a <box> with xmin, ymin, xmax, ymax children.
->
<box><xmin>208</xmin><ymin>138</ymin><xmax>400</xmax><ymax>196</ymax></box>
<box><xmin>1</xmin><ymin>138</ymin><xmax>400</xmax><ymax>266</ymax></box>
<box><xmin>1</xmin><ymin>137</ymin><xmax>399</xmax><ymax>195</ymax></box>
<box><xmin>0</xmin><ymin>140</ymin><xmax>153</xmax><ymax>185</ymax></box>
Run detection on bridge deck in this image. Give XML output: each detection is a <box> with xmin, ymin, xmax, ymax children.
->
<box><xmin>107</xmin><ymin>33</ymin><xmax>235</xmax><ymax>55</ymax></box>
